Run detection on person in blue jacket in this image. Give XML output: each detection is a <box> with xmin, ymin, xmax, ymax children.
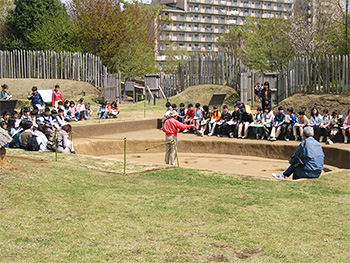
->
<box><xmin>27</xmin><ymin>86</ymin><xmax>45</xmax><ymax>112</ymax></box>
<box><xmin>273</xmin><ymin>126</ymin><xmax>325</xmax><ymax>180</ymax></box>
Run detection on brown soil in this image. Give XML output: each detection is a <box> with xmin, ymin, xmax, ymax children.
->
<box><xmin>273</xmin><ymin>93</ymin><xmax>350</xmax><ymax>115</ymax></box>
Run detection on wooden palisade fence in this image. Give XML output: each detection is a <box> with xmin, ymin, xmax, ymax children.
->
<box><xmin>0</xmin><ymin>50</ymin><xmax>121</xmax><ymax>102</ymax></box>
<box><xmin>160</xmin><ymin>53</ymin><xmax>241</xmax><ymax>97</ymax></box>
<box><xmin>277</xmin><ymin>55</ymin><xmax>350</xmax><ymax>103</ymax></box>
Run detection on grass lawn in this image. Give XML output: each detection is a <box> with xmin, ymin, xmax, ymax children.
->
<box><xmin>1</xmin><ymin>149</ymin><xmax>349</xmax><ymax>262</ymax></box>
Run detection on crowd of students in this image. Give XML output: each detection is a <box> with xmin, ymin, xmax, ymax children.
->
<box><xmin>0</xmin><ymin>84</ymin><xmax>121</xmax><ymax>153</ymax></box>
<box><xmin>162</xmin><ymin>102</ymin><xmax>350</xmax><ymax>144</ymax></box>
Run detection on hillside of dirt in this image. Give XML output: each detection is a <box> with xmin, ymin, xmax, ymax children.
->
<box><xmin>165</xmin><ymin>84</ymin><xmax>239</xmax><ymax>106</ymax></box>
<box><xmin>0</xmin><ymin>78</ymin><xmax>98</xmax><ymax>101</ymax></box>
<box><xmin>273</xmin><ymin>93</ymin><xmax>350</xmax><ymax>115</ymax></box>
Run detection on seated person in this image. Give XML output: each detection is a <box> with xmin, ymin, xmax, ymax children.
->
<box><xmin>198</xmin><ymin>105</ymin><xmax>211</xmax><ymax>137</ymax></box>
<box><xmin>281</xmin><ymin>107</ymin><xmax>296</xmax><ymax>141</ymax></box>
<box><xmin>192</xmin><ymin>103</ymin><xmax>203</xmax><ymax>134</ymax></box>
<box><xmin>57</xmin><ymin>109</ymin><xmax>67</xmax><ymax>127</ymax></box>
<box><xmin>293</xmin><ymin>110</ymin><xmax>309</xmax><ymax>141</ymax></box>
<box><xmin>238</xmin><ymin>105</ymin><xmax>253</xmax><ymax>139</ymax></box>
<box><xmin>328</xmin><ymin>110</ymin><xmax>343</xmax><ymax>144</ymax></box>
<box><xmin>177</xmin><ymin>103</ymin><xmax>187</xmax><ymax>123</ymax></box>
<box><xmin>216</xmin><ymin>105</ymin><xmax>231</xmax><ymax>137</ymax></box>
<box><xmin>20</xmin><ymin>121</ymin><xmax>34</xmax><ymax>149</ymax></box>
<box><xmin>273</xmin><ymin>126</ymin><xmax>324</xmax><ymax>180</ymax></box>
<box><xmin>309</xmin><ymin>106</ymin><xmax>322</xmax><ymax>135</ymax></box>
<box><xmin>226</xmin><ymin>104</ymin><xmax>241</xmax><ymax>138</ymax></box>
<box><xmin>1</xmin><ymin>111</ymin><xmax>10</xmax><ymax>123</ymax></box>
<box><xmin>0</xmin><ymin>84</ymin><xmax>12</xmax><ymax>100</ymax></box>
<box><xmin>77</xmin><ymin>98</ymin><xmax>89</xmax><ymax>120</ymax></box>
<box><xmin>259</xmin><ymin>107</ymin><xmax>274</xmax><ymax>140</ymax></box>
<box><xmin>27</xmin><ymin>86</ymin><xmax>45</xmax><ymax>112</ymax></box>
<box><xmin>161</xmin><ymin>102</ymin><xmax>173</xmax><ymax>126</ymax></box>
<box><xmin>319</xmin><ymin>109</ymin><xmax>332</xmax><ymax>143</ymax></box>
<box><xmin>57</xmin><ymin>124</ymin><xmax>75</xmax><ymax>154</ymax></box>
<box><xmin>208</xmin><ymin>106</ymin><xmax>221</xmax><ymax>136</ymax></box>
<box><xmin>250</xmin><ymin>106</ymin><xmax>263</xmax><ymax>139</ymax></box>
<box><xmin>107</xmin><ymin>101</ymin><xmax>121</xmax><ymax>118</ymax></box>
<box><xmin>21</xmin><ymin>107</ymin><xmax>33</xmax><ymax>122</ymax></box>
<box><xmin>50</xmin><ymin>109</ymin><xmax>60</xmax><ymax>130</ymax></box>
<box><xmin>183</xmin><ymin>104</ymin><xmax>196</xmax><ymax>133</ymax></box>
<box><xmin>98</xmin><ymin>102</ymin><xmax>109</xmax><ymax>119</ymax></box>
<box><xmin>341</xmin><ymin>109</ymin><xmax>350</xmax><ymax>143</ymax></box>
<box><xmin>30</xmin><ymin>109</ymin><xmax>39</xmax><ymax>129</ymax></box>
<box><xmin>86</xmin><ymin>103</ymin><xmax>93</xmax><ymax>118</ymax></box>
<box><xmin>69</xmin><ymin>101</ymin><xmax>80</xmax><ymax>121</ymax></box>
<box><xmin>269</xmin><ymin>106</ymin><xmax>285</xmax><ymax>141</ymax></box>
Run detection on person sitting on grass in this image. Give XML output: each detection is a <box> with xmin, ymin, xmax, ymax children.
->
<box><xmin>86</xmin><ymin>103</ymin><xmax>93</xmax><ymax>118</ymax></box>
<box><xmin>293</xmin><ymin>111</ymin><xmax>309</xmax><ymax>141</ymax></box>
<box><xmin>281</xmin><ymin>107</ymin><xmax>296</xmax><ymax>141</ymax></box>
<box><xmin>0</xmin><ymin>84</ymin><xmax>12</xmax><ymax>100</ymax></box>
<box><xmin>318</xmin><ymin>109</ymin><xmax>332</xmax><ymax>143</ymax></box>
<box><xmin>238</xmin><ymin>105</ymin><xmax>253</xmax><ymax>139</ymax></box>
<box><xmin>162</xmin><ymin>110</ymin><xmax>193</xmax><ymax>165</ymax></box>
<box><xmin>20</xmin><ymin>121</ymin><xmax>34</xmax><ymax>149</ymax></box>
<box><xmin>250</xmin><ymin>106</ymin><xmax>263</xmax><ymax>139</ymax></box>
<box><xmin>269</xmin><ymin>106</ymin><xmax>285</xmax><ymax>141</ymax></box>
<box><xmin>57</xmin><ymin>124</ymin><xmax>76</xmax><ymax>154</ymax></box>
<box><xmin>27</xmin><ymin>86</ymin><xmax>45</xmax><ymax>112</ymax></box>
<box><xmin>183</xmin><ymin>104</ymin><xmax>196</xmax><ymax>133</ymax></box>
<box><xmin>198</xmin><ymin>105</ymin><xmax>211</xmax><ymax>137</ymax></box>
<box><xmin>57</xmin><ymin>109</ymin><xmax>67</xmax><ymax>127</ymax></box>
<box><xmin>177</xmin><ymin>103</ymin><xmax>187</xmax><ymax>123</ymax></box>
<box><xmin>69</xmin><ymin>101</ymin><xmax>80</xmax><ymax>121</ymax></box>
<box><xmin>1</xmin><ymin>111</ymin><xmax>10</xmax><ymax>124</ymax></box>
<box><xmin>216</xmin><ymin>105</ymin><xmax>231</xmax><ymax>137</ymax></box>
<box><xmin>328</xmin><ymin>110</ymin><xmax>343</xmax><ymax>144</ymax></box>
<box><xmin>208</xmin><ymin>106</ymin><xmax>221</xmax><ymax>136</ymax></box>
<box><xmin>273</xmin><ymin>126</ymin><xmax>324</xmax><ymax>180</ymax></box>
<box><xmin>227</xmin><ymin>104</ymin><xmax>241</xmax><ymax>138</ymax></box>
<box><xmin>98</xmin><ymin>102</ymin><xmax>109</xmax><ymax>119</ymax></box>
<box><xmin>21</xmin><ymin>107</ymin><xmax>32</xmax><ymax>122</ymax></box>
<box><xmin>341</xmin><ymin>109</ymin><xmax>350</xmax><ymax>143</ymax></box>
<box><xmin>107</xmin><ymin>101</ymin><xmax>121</xmax><ymax>118</ymax></box>
<box><xmin>30</xmin><ymin>109</ymin><xmax>39</xmax><ymax>129</ymax></box>
<box><xmin>192</xmin><ymin>103</ymin><xmax>203</xmax><ymax>135</ymax></box>
<box><xmin>77</xmin><ymin>98</ymin><xmax>89</xmax><ymax>120</ymax></box>
<box><xmin>260</xmin><ymin>107</ymin><xmax>274</xmax><ymax>140</ymax></box>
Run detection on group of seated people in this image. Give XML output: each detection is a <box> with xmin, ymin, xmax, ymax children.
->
<box><xmin>161</xmin><ymin>102</ymin><xmax>350</xmax><ymax>144</ymax></box>
<box><xmin>0</xmin><ymin>106</ymin><xmax>76</xmax><ymax>153</ymax></box>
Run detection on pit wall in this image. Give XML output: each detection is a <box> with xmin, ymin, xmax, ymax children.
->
<box><xmin>73</xmin><ymin>119</ymin><xmax>349</xmax><ymax>169</ymax></box>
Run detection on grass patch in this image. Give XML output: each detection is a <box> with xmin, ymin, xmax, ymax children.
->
<box><xmin>0</xmin><ymin>149</ymin><xmax>349</xmax><ymax>262</ymax></box>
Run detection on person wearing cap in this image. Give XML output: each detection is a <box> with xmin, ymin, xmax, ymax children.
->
<box><xmin>273</xmin><ymin>126</ymin><xmax>324</xmax><ymax>180</ymax></box>
<box><xmin>162</xmin><ymin>110</ymin><xmax>193</xmax><ymax>165</ymax></box>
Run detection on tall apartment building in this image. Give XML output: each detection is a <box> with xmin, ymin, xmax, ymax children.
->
<box><xmin>152</xmin><ymin>0</ymin><xmax>294</xmax><ymax>61</ymax></box>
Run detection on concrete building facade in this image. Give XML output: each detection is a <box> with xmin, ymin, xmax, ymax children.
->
<box><xmin>153</xmin><ymin>0</ymin><xmax>294</xmax><ymax>61</ymax></box>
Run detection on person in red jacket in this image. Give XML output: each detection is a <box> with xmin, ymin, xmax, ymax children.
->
<box><xmin>52</xmin><ymin>85</ymin><xmax>63</xmax><ymax>107</ymax></box>
<box><xmin>162</xmin><ymin>110</ymin><xmax>193</xmax><ymax>165</ymax></box>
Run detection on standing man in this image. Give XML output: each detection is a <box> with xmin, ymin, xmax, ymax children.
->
<box><xmin>162</xmin><ymin>110</ymin><xmax>193</xmax><ymax>165</ymax></box>
<box><xmin>272</xmin><ymin>126</ymin><xmax>325</xmax><ymax>180</ymax></box>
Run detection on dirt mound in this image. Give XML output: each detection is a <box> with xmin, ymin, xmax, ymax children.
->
<box><xmin>167</xmin><ymin>84</ymin><xmax>239</xmax><ymax>106</ymax></box>
<box><xmin>0</xmin><ymin>78</ymin><xmax>98</xmax><ymax>102</ymax></box>
<box><xmin>274</xmin><ymin>93</ymin><xmax>350</xmax><ymax>115</ymax></box>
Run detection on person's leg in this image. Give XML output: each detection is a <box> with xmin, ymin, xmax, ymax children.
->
<box><xmin>283</xmin><ymin>164</ymin><xmax>296</xmax><ymax>177</ymax></box>
<box><xmin>67</xmin><ymin>140</ymin><xmax>75</xmax><ymax>153</ymax></box>
<box><xmin>222</xmin><ymin>123</ymin><xmax>229</xmax><ymax>137</ymax></box>
<box><xmin>293</xmin><ymin>126</ymin><xmax>298</xmax><ymax>138</ymax></box>
<box><xmin>287</xmin><ymin>124</ymin><xmax>293</xmax><ymax>139</ymax></box>
<box><xmin>169</xmin><ymin>136</ymin><xmax>177</xmax><ymax>165</ymax></box>
<box><xmin>164</xmin><ymin>135</ymin><xmax>172</xmax><ymax>164</ymax></box>
<box><xmin>263</xmin><ymin>125</ymin><xmax>270</xmax><ymax>139</ymax></box>
<box><xmin>243</xmin><ymin>122</ymin><xmax>249</xmax><ymax>137</ymax></box>
<box><xmin>292</xmin><ymin>166</ymin><xmax>321</xmax><ymax>180</ymax></box>
<box><xmin>238</xmin><ymin>123</ymin><xmax>243</xmax><ymax>137</ymax></box>
<box><xmin>270</xmin><ymin>126</ymin><xmax>276</xmax><ymax>138</ymax></box>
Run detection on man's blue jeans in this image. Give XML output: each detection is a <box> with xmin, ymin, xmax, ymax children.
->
<box><xmin>283</xmin><ymin>165</ymin><xmax>321</xmax><ymax>180</ymax></box>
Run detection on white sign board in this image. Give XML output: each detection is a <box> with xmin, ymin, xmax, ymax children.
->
<box><xmin>38</xmin><ymin>90</ymin><xmax>53</xmax><ymax>103</ymax></box>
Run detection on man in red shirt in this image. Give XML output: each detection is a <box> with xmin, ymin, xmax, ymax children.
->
<box><xmin>162</xmin><ymin>110</ymin><xmax>193</xmax><ymax>165</ymax></box>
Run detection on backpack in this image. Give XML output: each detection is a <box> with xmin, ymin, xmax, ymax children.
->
<box><xmin>9</xmin><ymin>130</ymin><xmax>24</xmax><ymax>148</ymax></box>
<box><xmin>46</xmin><ymin>133</ymin><xmax>57</xmax><ymax>152</ymax></box>
<box><xmin>26</xmin><ymin>135</ymin><xmax>40</xmax><ymax>151</ymax></box>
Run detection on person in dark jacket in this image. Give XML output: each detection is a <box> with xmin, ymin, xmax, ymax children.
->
<box><xmin>273</xmin><ymin>126</ymin><xmax>324</xmax><ymax>180</ymax></box>
<box><xmin>217</xmin><ymin>105</ymin><xmax>231</xmax><ymax>137</ymax></box>
<box><xmin>261</xmin><ymin>81</ymin><xmax>272</xmax><ymax>111</ymax></box>
<box><xmin>27</xmin><ymin>86</ymin><xmax>45</xmax><ymax>112</ymax></box>
<box><xmin>227</xmin><ymin>104</ymin><xmax>242</xmax><ymax>138</ymax></box>
<box><xmin>269</xmin><ymin>106</ymin><xmax>285</xmax><ymax>141</ymax></box>
<box><xmin>238</xmin><ymin>106</ymin><xmax>253</xmax><ymax>138</ymax></box>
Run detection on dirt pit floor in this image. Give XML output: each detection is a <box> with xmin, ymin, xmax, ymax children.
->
<box><xmin>102</xmin><ymin>152</ymin><xmax>338</xmax><ymax>180</ymax></box>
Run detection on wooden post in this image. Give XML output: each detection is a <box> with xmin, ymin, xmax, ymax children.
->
<box><xmin>123</xmin><ymin>137</ymin><xmax>127</xmax><ymax>176</ymax></box>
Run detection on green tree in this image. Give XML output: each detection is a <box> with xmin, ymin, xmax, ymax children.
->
<box><xmin>0</xmin><ymin>0</ymin><xmax>78</xmax><ymax>51</ymax></box>
<box><xmin>217</xmin><ymin>26</ymin><xmax>246</xmax><ymax>59</ymax></box>
<box><xmin>242</xmin><ymin>17</ymin><xmax>294</xmax><ymax>71</ymax></box>
<box><xmin>72</xmin><ymin>0</ymin><xmax>158</xmax><ymax>78</ymax></box>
